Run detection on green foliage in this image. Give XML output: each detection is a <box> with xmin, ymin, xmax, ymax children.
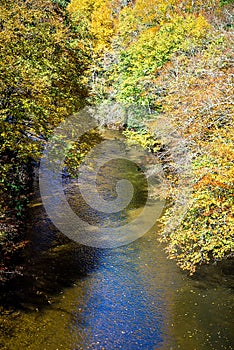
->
<box><xmin>123</xmin><ymin>129</ymin><xmax>160</xmax><ymax>153</ymax></box>
<box><xmin>1</xmin><ymin>0</ymin><xmax>233</xmax><ymax>277</ymax></box>
<box><xmin>220</xmin><ymin>0</ymin><xmax>234</xmax><ymax>5</ymax></box>
<box><xmin>115</xmin><ymin>14</ymin><xmax>209</xmax><ymax>105</ymax></box>
<box><xmin>0</xmin><ymin>0</ymin><xmax>88</xmax><ymax>212</ymax></box>
<box><xmin>0</xmin><ymin>0</ymin><xmax>90</xmax><ymax>278</ymax></box>
<box><xmin>73</xmin><ymin>0</ymin><xmax>234</xmax><ymax>273</ymax></box>
<box><xmin>52</xmin><ymin>0</ymin><xmax>71</xmax><ymax>8</ymax></box>
<box><xmin>150</xmin><ymin>28</ymin><xmax>234</xmax><ymax>273</ymax></box>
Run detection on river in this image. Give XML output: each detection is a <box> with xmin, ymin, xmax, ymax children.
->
<box><xmin>0</xmin><ymin>130</ymin><xmax>233</xmax><ymax>350</ymax></box>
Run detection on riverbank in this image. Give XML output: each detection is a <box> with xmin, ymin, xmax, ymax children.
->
<box><xmin>1</xmin><ymin>0</ymin><xmax>233</xmax><ymax>282</ymax></box>
<box><xmin>0</xmin><ymin>129</ymin><xmax>233</xmax><ymax>349</ymax></box>
<box><xmin>0</xmin><ymin>160</ymin><xmax>34</xmax><ymax>283</ymax></box>
<box><xmin>75</xmin><ymin>0</ymin><xmax>234</xmax><ymax>274</ymax></box>
<box><xmin>0</xmin><ymin>0</ymin><xmax>88</xmax><ymax>283</ymax></box>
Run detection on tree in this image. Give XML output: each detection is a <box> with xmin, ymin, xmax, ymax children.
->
<box><xmin>70</xmin><ymin>0</ymin><xmax>234</xmax><ymax>273</ymax></box>
<box><xmin>67</xmin><ymin>0</ymin><xmax>119</xmax><ymax>55</ymax></box>
<box><xmin>0</xmin><ymin>0</ymin><xmax>89</xmax><ymax>278</ymax></box>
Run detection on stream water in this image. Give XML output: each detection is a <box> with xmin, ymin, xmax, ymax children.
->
<box><xmin>0</xmin><ymin>130</ymin><xmax>233</xmax><ymax>350</ymax></box>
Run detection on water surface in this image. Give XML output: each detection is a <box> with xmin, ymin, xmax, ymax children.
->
<box><xmin>1</xmin><ymin>130</ymin><xmax>233</xmax><ymax>350</ymax></box>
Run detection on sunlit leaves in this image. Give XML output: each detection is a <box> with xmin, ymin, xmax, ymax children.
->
<box><xmin>115</xmin><ymin>14</ymin><xmax>210</xmax><ymax>104</ymax></box>
<box><xmin>67</xmin><ymin>0</ymin><xmax>117</xmax><ymax>54</ymax></box>
<box><xmin>72</xmin><ymin>0</ymin><xmax>234</xmax><ymax>272</ymax></box>
<box><xmin>0</xmin><ymin>0</ymin><xmax>88</xmax><ymax>217</ymax></box>
<box><xmin>153</xmin><ymin>16</ymin><xmax>234</xmax><ymax>273</ymax></box>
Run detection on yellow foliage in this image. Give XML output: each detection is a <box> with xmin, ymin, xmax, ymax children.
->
<box><xmin>68</xmin><ymin>0</ymin><xmax>117</xmax><ymax>54</ymax></box>
<box><xmin>66</xmin><ymin>0</ymin><xmax>234</xmax><ymax>273</ymax></box>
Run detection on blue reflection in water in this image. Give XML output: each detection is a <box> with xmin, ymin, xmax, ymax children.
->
<box><xmin>72</xmin><ymin>247</ymin><xmax>166</xmax><ymax>349</ymax></box>
<box><xmin>69</xmin><ymin>133</ymin><xmax>167</xmax><ymax>348</ymax></box>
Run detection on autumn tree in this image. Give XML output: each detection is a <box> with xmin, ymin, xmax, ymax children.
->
<box><xmin>67</xmin><ymin>0</ymin><xmax>119</xmax><ymax>55</ymax></box>
<box><xmin>0</xmin><ymin>0</ymin><xmax>89</xmax><ymax>278</ymax></box>
<box><xmin>67</xmin><ymin>0</ymin><xmax>234</xmax><ymax>273</ymax></box>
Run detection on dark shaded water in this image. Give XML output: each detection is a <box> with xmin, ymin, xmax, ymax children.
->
<box><xmin>0</xmin><ymin>130</ymin><xmax>233</xmax><ymax>350</ymax></box>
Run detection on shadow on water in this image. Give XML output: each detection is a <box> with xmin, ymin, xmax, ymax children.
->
<box><xmin>1</xmin><ymin>223</ymin><xmax>103</xmax><ymax>313</ymax></box>
<box><xmin>0</xmin><ymin>131</ymin><xmax>152</xmax><ymax>314</ymax></box>
<box><xmin>0</xmin><ymin>129</ymin><xmax>233</xmax><ymax>350</ymax></box>
<box><xmin>192</xmin><ymin>259</ymin><xmax>234</xmax><ymax>290</ymax></box>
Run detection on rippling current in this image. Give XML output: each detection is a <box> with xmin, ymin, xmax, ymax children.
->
<box><xmin>0</xmin><ymin>130</ymin><xmax>233</xmax><ymax>350</ymax></box>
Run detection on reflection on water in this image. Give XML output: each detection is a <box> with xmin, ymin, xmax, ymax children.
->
<box><xmin>71</xmin><ymin>247</ymin><xmax>166</xmax><ymax>349</ymax></box>
<box><xmin>0</xmin><ymin>130</ymin><xmax>233</xmax><ymax>350</ymax></box>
